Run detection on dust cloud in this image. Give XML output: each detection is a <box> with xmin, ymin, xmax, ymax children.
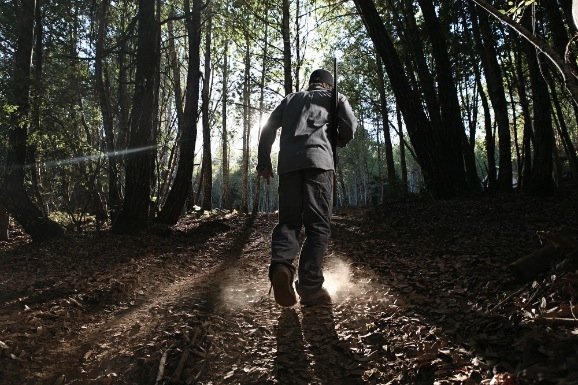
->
<box><xmin>220</xmin><ymin>256</ymin><xmax>378</xmax><ymax>310</ymax></box>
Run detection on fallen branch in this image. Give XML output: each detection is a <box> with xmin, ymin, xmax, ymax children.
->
<box><xmin>155</xmin><ymin>348</ymin><xmax>169</xmax><ymax>385</ymax></box>
<box><xmin>533</xmin><ymin>317</ymin><xmax>578</xmax><ymax>326</ymax></box>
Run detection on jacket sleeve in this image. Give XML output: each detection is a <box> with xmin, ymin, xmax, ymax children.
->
<box><xmin>257</xmin><ymin>98</ymin><xmax>286</xmax><ymax>172</ymax></box>
<box><xmin>336</xmin><ymin>94</ymin><xmax>357</xmax><ymax>148</ymax></box>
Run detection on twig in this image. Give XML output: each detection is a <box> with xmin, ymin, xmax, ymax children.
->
<box><xmin>172</xmin><ymin>349</ymin><xmax>190</xmax><ymax>381</ymax></box>
<box><xmin>155</xmin><ymin>348</ymin><xmax>169</xmax><ymax>385</ymax></box>
<box><xmin>489</xmin><ymin>287</ymin><xmax>526</xmax><ymax>312</ymax></box>
<box><xmin>533</xmin><ymin>317</ymin><xmax>578</xmax><ymax>326</ymax></box>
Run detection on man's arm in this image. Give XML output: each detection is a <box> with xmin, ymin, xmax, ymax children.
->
<box><xmin>257</xmin><ymin>99</ymin><xmax>286</xmax><ymax>183</ymax></box>
<box><xmin>336</xmin><ymin>94</ymin><xmax>357</xmax><ymax>147</ymax></box>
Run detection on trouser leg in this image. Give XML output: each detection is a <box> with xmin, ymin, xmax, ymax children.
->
<box><xmin>295</xmin><ymin>169</ymin><xmax>333</xmax><ymax>294</ymax></box>
<box><xmin>269</xmin><ymin>171</ymin><xmax>303</xmax><ymax>279</ymax></box>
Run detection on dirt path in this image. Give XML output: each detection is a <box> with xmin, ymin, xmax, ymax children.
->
<box><xmin>1</xmin><ymin>194</ymin><xmax>578</xmax><ymax>385</ymax></box>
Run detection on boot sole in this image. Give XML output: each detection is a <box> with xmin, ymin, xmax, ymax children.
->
<box><xmin>271</xmin><ymin>269</ymin><xmax>297</xmax><ymax>307</ymax></box>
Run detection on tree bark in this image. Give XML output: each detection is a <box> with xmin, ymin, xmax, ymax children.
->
<box><xmin>397</xmin><ymin>107</ymin><xmax>408</xmax><ymax>193</ymax></box>
<box><xmin>353</xmin><ymin>0</ymin><xmax>467</xmax><ymax>198</ymax></box>
<box><xmin>156</xmin><ymin>0</ymin><xmax>202</xmax><ymax>224</ymax></box>
<box><xmin>521</xmin><ymin>14</ymin><xmax>555</xmax><ymax>196</ymax></box>
<box><xmin>96</xmin><ymin>0</ymin><xmax>121</xmax><ymax>218</ymax></box>
<box><xmin>1</xmin><ymin>0</ymin><xmax>63</xmax><ymax>241</ymax></box>
<box><xmin>469</xmin><ymin>6</ymin><xmax>497</xmax><ymax>189</ymax></box>
<box><xmin>221</xmin><ymin>33</ymin><xmax>230</xmax><ymax>209</ymax></box>
<box><xmin>0</xmin><ymin>205</ymin><xmax>9</xmax><ymax>241</ymax></box>
<box><xmin>241</xmin><ymin>34</ymin><xmax>251</xmax><ymax>213</ymax></box>
<box><xmin>417</xmin><ymin>0</ymin><xmax>476</xmax><ymax>191</ymax></box>
<box><xmin>281</xmin><ymin>0</ymin><xmax>292</xmax><ymax>95</ymax></box>
<box><xmin>471</xmin><ymin>3</ymin><xmax>512</xmax><ymax>191</ymax></box>
<box><xmin>375</xmin><ymin>56</ymin><xmax>396</xmax><ymax>190</ymax></box>
<box><xmin>201</xmin><ymin>1</ymin><xmax>213</xmax><ymax>211</ymax></box>
<box><xmin>112</xmin><ymin>0</ymin><xmax>160</xmax><ymax>233</ymax></box>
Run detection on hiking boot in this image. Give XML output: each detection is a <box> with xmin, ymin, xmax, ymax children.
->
<box><xmin>299</xmin><ymin>287</ymin><xmax>332</xmax><ymax>307</ymax></box>
<box><xmin>271</xmin><ymin>265</ymin><xmax>297</xmax><ymax>307</ymax></box>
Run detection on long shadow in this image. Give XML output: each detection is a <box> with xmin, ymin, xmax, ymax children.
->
<box><xmin>331</xmin><ymin>199</ymin><xmax>578</xmax><ymax>383</ymax></box>
<box><xmin>301</xmin><ymin>302</ymin><xmax>366</xmax><ymax>385</ymax></box>
<box><xmin>274</xmin><ymin>308</ymin><xmax>312</xmax><ymax>385</ymax></box>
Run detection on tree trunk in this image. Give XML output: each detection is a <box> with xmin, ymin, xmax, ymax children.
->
<box><xmin>521</xmin><ymin>14</ymin><xmax>555</xmax><ymax>196</ymax></box>
<box><xmin>354</xmin><ymin>0</ymin><xmax>467</xmax><ymax>198</ymax></box>
<box><xmin>156</xmin><ymin>0</ymin><xmax>202</xmax><ymax>224</ymax></box>
<box><xmin>471</xmin><ymin>3</ymin><xmax>512</xmax><ymax>191</ymax></box>
<box><xmin>254</xmin><ymin>10</ymin><xmax>270</xmax><ymax>214</ymax></box>
<box><xmin>294</xmin><ymin>0</ymin><xmax>301</xmax><ymax>91</ymax></box>
<box><xmin>30</xmin><ymin>0</ymin><xmax>48</xmax><ymax>216</ymax></box>
<box><xmin>221</xmin><ymin>35</ymin><xmax>230</xmax><ymax>209</ymax></box>
<box><xmin>397</xmin><ymin>107</ymin><xmax>408</xmax><ymax>193</ymax></box>
<box><xmin>281</xmin><ymin>0</ymin><xmax>292</xmax><ymax>95</ymax></box>
<box><xmin>469</xmin><ymin>10</ymin><xmax>496</xmax><ymax>189</ymax></box>
<box><xmin>375</xmin><ymin>56</ymin><xmax>396</xmax><ymax>190</ymax></box>
<box><xmin>513</xmin><ymin>40</ymin><xmax>534</xmax><ymax>188</ymax></box>
<box><xmin>1</xmin><ymin>0</ymin><xmax>63</xmax><ymax>241</ymax></box>
<box><xmin>546</xmin><ymin>69</ymin><xmax>578</xmax><ymax>180</ymax></box>
<box><xmin>112</xmin><ymin>0</ymin><xmax>160</xmax><ymax>233</ymax></box>
<box><xmin>201</xmin><ymin>1</ymin><xmax>213</xmax><ymax>211</ymax></box>
<box><xmin>0</xmin><ymin>205</ymin><xmax>9</xmax><ymax>241</ymax></box>
<box><xmin>96</xmin><ymin>0</ymin><xmax>121</xmax><ymax>218</ymax></box>
<box><xmin>220</xmin><ymin>0</ymin><xmax>231</xmax><ymax>210</ymax></box>
<box><xmin>241</xmin><ymin>35</ymin><xmax>251</xmax><ymax>213</ymax></box>
<box><xmin>418</xmin><ymin>0</ymin><xmax>476</xmax><ymax>191</ymax></box>
<box><xmin>117</xmin><ymin>2</ymin><xmax>131</xmax><ymax>157</ymax></box>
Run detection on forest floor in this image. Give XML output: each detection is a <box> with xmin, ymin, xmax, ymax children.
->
<box><xmin>1</xmin><ymin>190</ymin><xmax>578</xmax><ymax>385</ymax></box>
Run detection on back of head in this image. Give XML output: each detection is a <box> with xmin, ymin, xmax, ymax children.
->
<box><xmin>309</xmin><ymin>69</ymin><xmax>333</xmax><ymax>88</ymax></box>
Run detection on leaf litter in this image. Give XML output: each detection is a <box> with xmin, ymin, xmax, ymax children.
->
<box><xmin>0</xmin><ymin>192</ymin><xmax>577</xmax><ymax>384</ymax></box>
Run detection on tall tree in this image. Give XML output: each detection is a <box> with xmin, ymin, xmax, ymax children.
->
<box><xmin>220</xmin><ymin>1</ymin><xmax>231</xmax><ymax>210</ymax></box>
<box><xmin>1</xmin><ymin>0</ymin><xmax>63</xmax><ymax>241</ymax></box>
<box><xmin>157</xmin><ymin>0</ymin><xmax>203</xmax><ymax>224</ymax></box>
<box><xmin>470</xmin><ymin>3</ymin><xmax>512</xmax><ymax>191</ymax></box>
<box><xmin>353</xmin><ymin>0</ymin><xmax>469</xmax><ymax>198</ymax></box>
<box><xmin>375</xmin><ymin>56</ymin><xmax>396</xmax><ymax>190</ymax></box>
<box><xmin>0</xmin><ymin>205</ymin><xmax>9</xmax><ymax>241</ymax></box>
<box><xmin>281</xmin><ymin>0</ymin><xmax>292</xmax><ymax>95</ymax></box>
<box><xmin>521</xmin><ymin>12</ymin><xmax>555</xmax><ymax>196</ymax></box>
<box><xmin>95</xmin><ymin>0</ymin><xmax>121</xmax><ymax>216</ymax></box>
<box><xmin>241</xmin><ymin>31</ymin><xmax>251</xmax><ymax>213</ymax></box>
<box><xmin>112</xmin><ymin>0</ymin><xmax>160</xmax><ymax>233</ymax></box>
<box><xmin>201</xmin><ymin>1</ymin><xmax>213</xmax><ymax>211</ymax></box>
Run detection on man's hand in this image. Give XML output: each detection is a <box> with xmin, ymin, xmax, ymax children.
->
<box><xmin>258</xmin><ymin>168</ymin><xmax>274</xmax><ymax>185</ymax></box>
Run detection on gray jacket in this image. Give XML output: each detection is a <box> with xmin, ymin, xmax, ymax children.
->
<box><xmin>257</xmin><ymin>84</ymin><xmax>357</xmax><ymax>175</ymax></box>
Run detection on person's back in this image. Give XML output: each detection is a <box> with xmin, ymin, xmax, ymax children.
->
<box><xmin>257</xmin><ymin>68</ymin><xmax>357</xmax><ymax>307</ymax></box>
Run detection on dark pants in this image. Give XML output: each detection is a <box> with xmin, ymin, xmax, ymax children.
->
<box><xmin>269</xmin><ymin>168</ymin><xmax>333</xmax><ymax>295</ymax></box>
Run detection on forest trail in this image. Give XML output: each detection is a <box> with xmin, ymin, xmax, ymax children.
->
<box><xmin>1</xmin><ymin>193</ymin><xmax>578</xmax><ymax>385</ymax></box>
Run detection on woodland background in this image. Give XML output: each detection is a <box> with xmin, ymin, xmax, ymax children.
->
<box><xmin>1</xmin><ymin>0</ymin><xmax>578</xmax><ymax>240</ymax></box>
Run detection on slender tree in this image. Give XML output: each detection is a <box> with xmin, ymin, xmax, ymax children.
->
<box><xmin>157</xmin><ymin>0</ymin><xmax>203</xmax><ymax>224</ymax></box>
<box><xmin>201</xmin><ymin>1</ymin><xmax>213</xmax><ymax>211</ymax></box>
<box><xmin>282</xmin><ymin>0</ymin><xmax>292</xmax><ymax>95</ymax></box>
<box><xmin>95</xmin><ymin>0</ymin><xmax>121</xmax><ymax>216</ymax></box>
<box><xmin>375</xmin><ymin>56</ymin><xmax>396</xmax><ymax>190</ymax></box>
<box><xmin>470</xmin><ymin>3</ymin><xmax>512</xmax><ymax>191</ymax></box>
<box><xmin>113</xmin><ymin>0</ymin><xmax>160</xmax><ymax>233</ymax></box>
<box><xmin>221</xmin><ymin>1</ymin><xmax>231</xmax><ymax>209</ymax></box>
